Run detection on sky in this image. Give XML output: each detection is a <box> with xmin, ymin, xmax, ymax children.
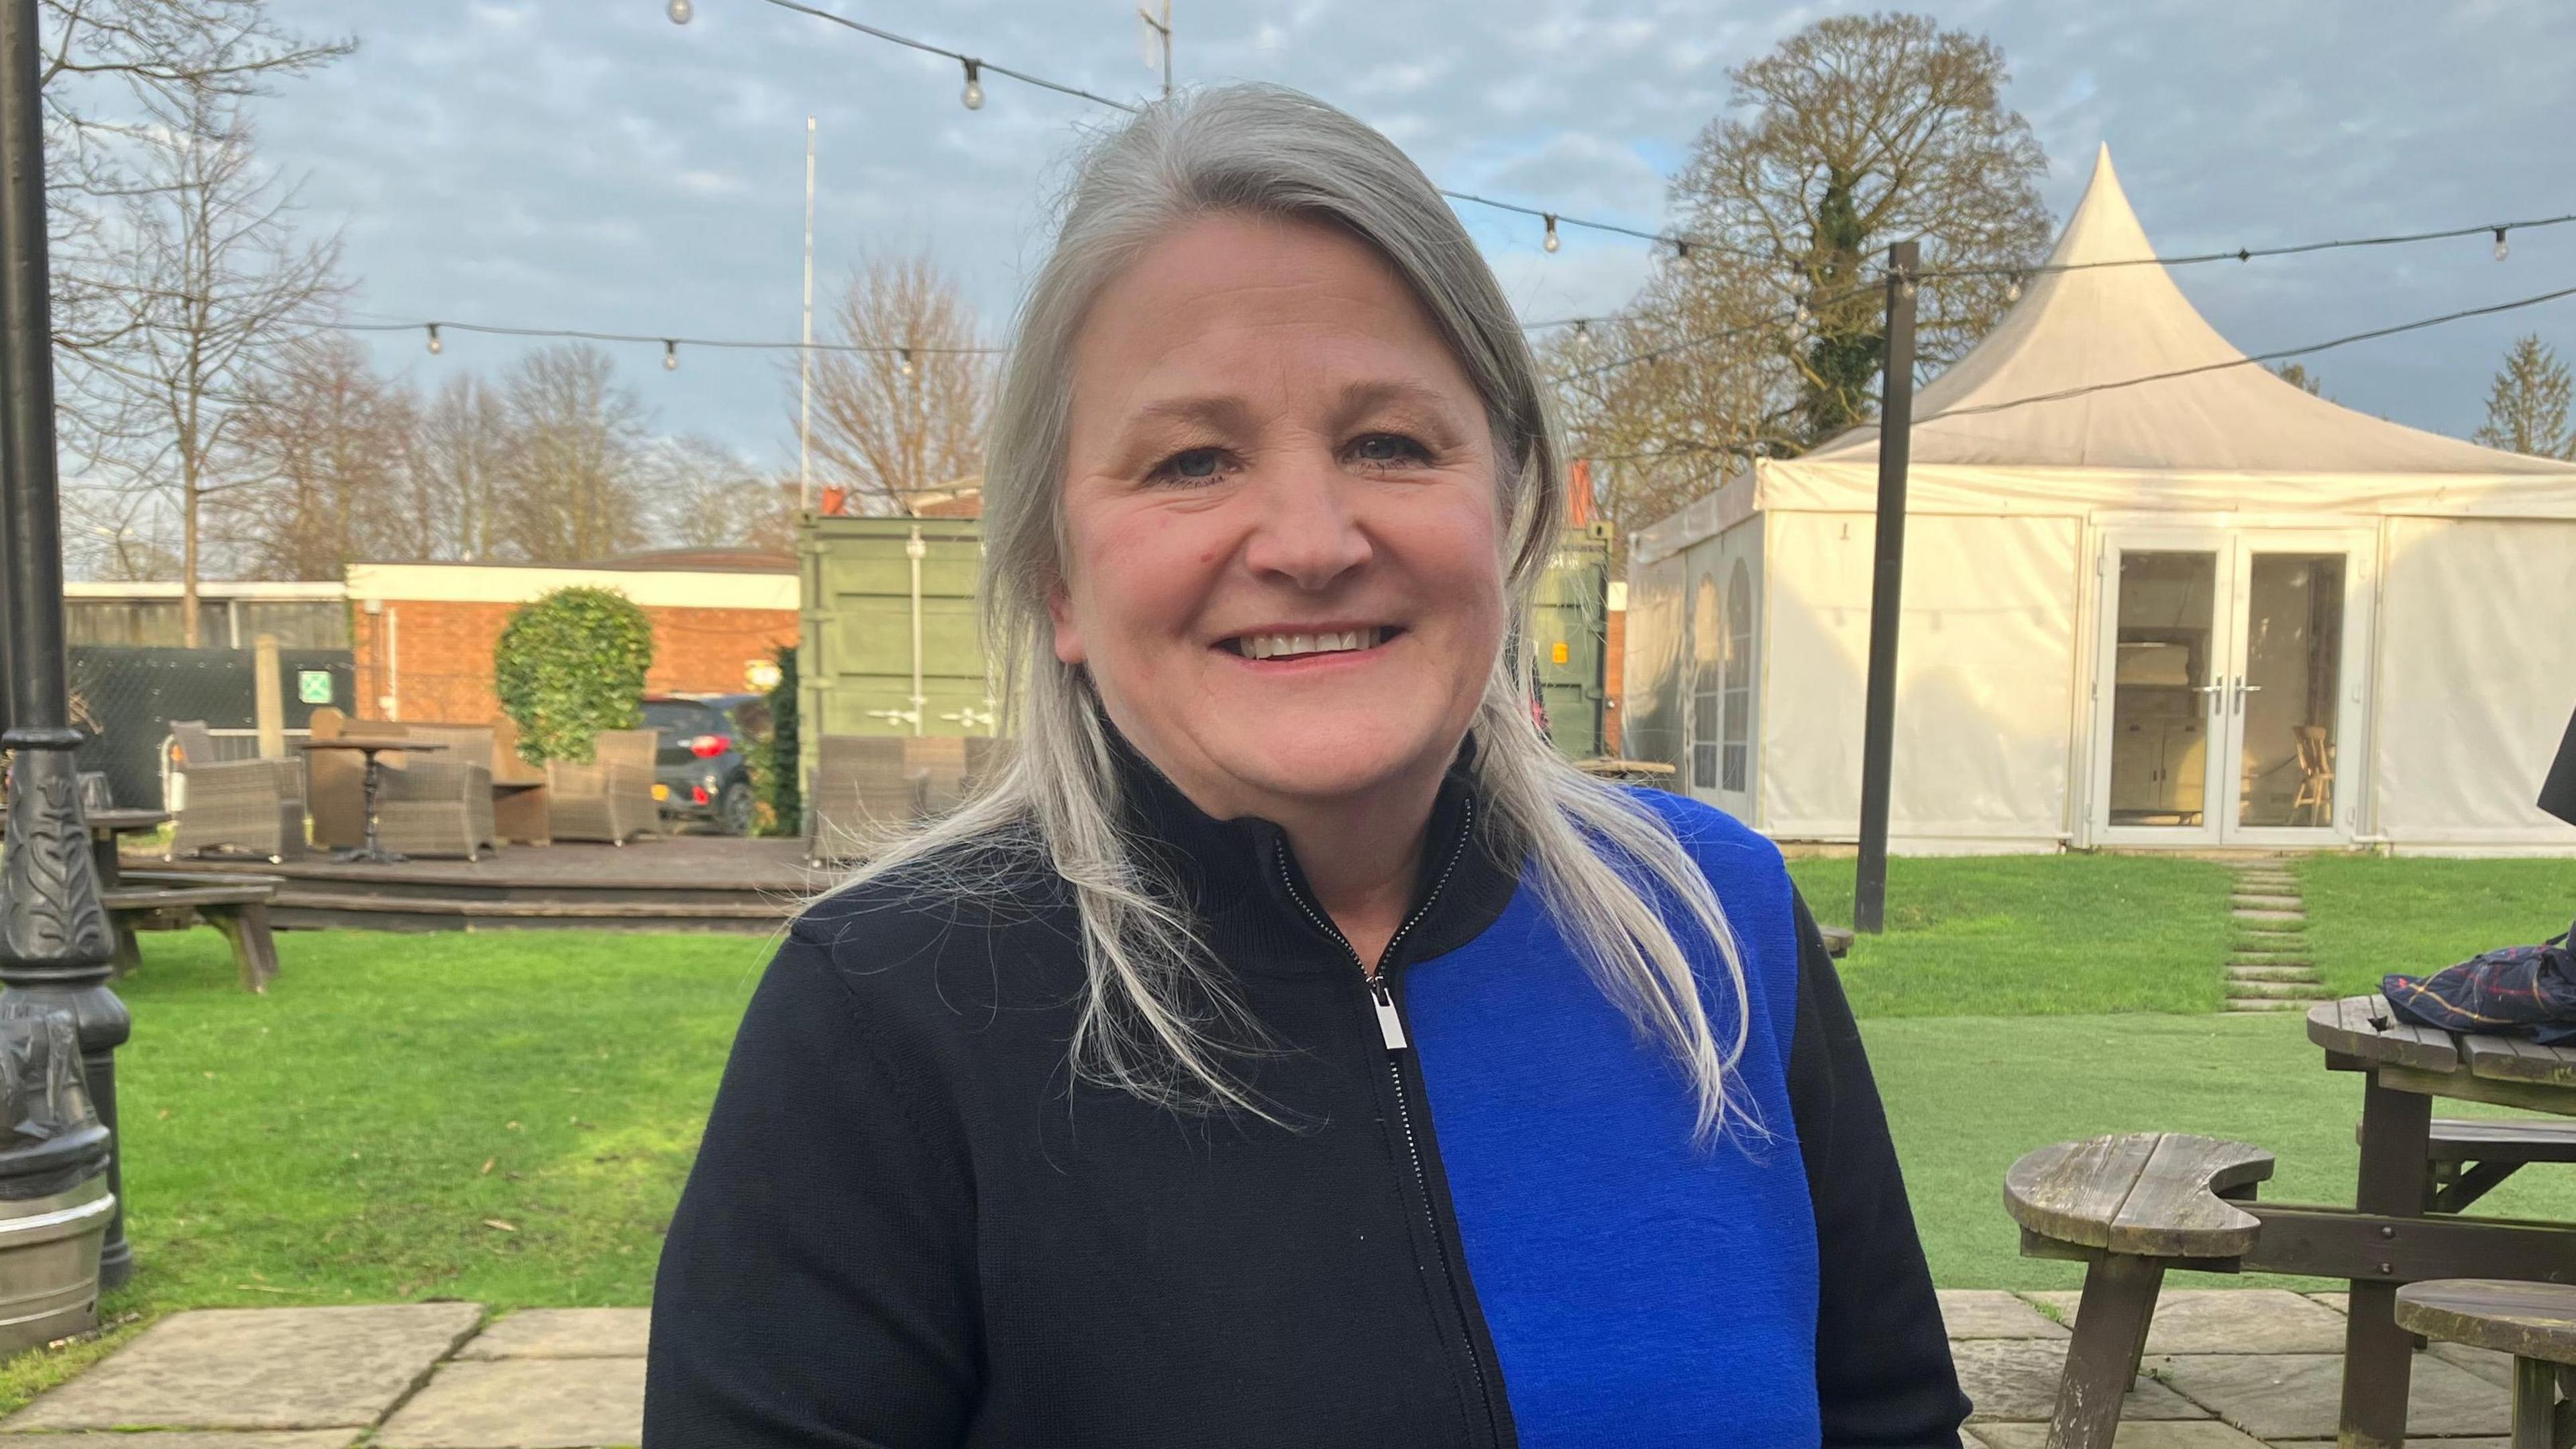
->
<box><xmin>254</xmin><ymin>0</ymin><xmax>2576</xmax><ymax>476</ymax></box>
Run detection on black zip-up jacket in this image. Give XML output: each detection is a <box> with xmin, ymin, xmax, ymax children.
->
<box><xmin>645</xmin><ymin>751</ymin><xmax>1968</xmax><ymax>1446</ymax></box>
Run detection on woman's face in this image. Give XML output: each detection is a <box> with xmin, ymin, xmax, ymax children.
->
<box><xmin>1052</xmin><ymin>213</ymin><xmax>1508</xmax><ymax>820</ymax></box>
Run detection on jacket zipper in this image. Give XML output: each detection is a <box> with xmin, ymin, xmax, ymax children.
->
<box><xmin>1274</xmin><ymin>800</ymin><xmax>1500</xmax><ymax>1447</ymax></box>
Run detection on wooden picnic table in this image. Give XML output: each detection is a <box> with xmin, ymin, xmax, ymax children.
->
<box><xmin>2304</xmin><ymin>994</ymin><xmax>2576</xmax><ymax>1447</ymax></box>
<box><xmin>80</xmin><ymin>806</ymin><xmax>166</xmax><ymax>890</ymax></box>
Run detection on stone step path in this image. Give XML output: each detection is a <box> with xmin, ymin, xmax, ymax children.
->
<box><xmin>2224</xmin><ymin>861</ymin><xmax>2330</xmax><ymax>1014</ymax></box>
<box><xmin>7</xmin><ymin>1293</ymin><xmax>2532</xmax><ymax>1446</ymax></box>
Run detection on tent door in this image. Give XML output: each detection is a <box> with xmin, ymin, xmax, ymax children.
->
<box><xmin>2216</xmin><ymin>531</ymin><xmax>2369</xmax><ymax>847</ymax></box>
<box><xmin>2089</xmin><ymin>527</ymin><xmax>2369</xmax><ymax>847</ymax></box>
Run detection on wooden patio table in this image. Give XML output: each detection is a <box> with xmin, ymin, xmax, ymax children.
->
<box><xmin>83</xmin><ymin>806</ymin><xmax>168</xmax><ymax>889</ymax></box>
<box><xmin>2294</xmin><ymin>994</ymin><xmax>2576</xmax><ymax>1447</ymax></box>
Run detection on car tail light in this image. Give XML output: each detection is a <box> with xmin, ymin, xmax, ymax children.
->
<box><xmin>686</xmin><ymin>734</ymin><xmax>731</xmax><ymax>759</ymax></box>
<box><xmin>691</xmin><ymin>784</ymin><xmax>710</xmax><ymax>804</ymax></box>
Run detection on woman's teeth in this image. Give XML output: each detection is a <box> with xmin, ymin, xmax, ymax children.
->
<box><xmin>1239</xmin><ymin>628</ymin><xmax>1380</xmax><ymax>661</ymax></box>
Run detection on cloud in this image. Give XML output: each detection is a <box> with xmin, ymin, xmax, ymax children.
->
<box><xmin>254</xmin><ymin>0</ymin><xmax>2576</xmax><ymax>471</ymax></box>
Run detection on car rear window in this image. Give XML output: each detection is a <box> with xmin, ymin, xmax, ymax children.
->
<box><xmin>642</xmin><ymin>701</ymin><xmax>718</xmax><ymax>737</ymax></box>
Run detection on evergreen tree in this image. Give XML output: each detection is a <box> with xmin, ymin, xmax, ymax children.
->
<box><xmin>2472</xmin><ymin>335</ymin><xmax>2573</xmax><ymax>460</ymax></box>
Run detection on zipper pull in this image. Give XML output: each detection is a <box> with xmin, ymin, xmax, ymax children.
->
<box><xmin>1369</xmin><ymin>974</ymin><xmax>1409</xmax><ymax>1051</ymax></box>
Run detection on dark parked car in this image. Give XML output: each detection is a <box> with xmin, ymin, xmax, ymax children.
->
<box><xmin>641</xmin><ymin>693</ymin><xmax>773</xmax><ymax>836</ymax></box>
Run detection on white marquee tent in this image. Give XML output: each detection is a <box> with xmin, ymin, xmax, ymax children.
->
<box><xmin>1625</xmin><ymin>146</ymin><xmax>2576</xmax><ymax>854</ymax></box>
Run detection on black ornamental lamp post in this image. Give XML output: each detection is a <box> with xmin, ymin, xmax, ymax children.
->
<box><xmin>0</xmin><ymin>0</ymin><xmax>132</xmax><ymax>1289</ymax></box>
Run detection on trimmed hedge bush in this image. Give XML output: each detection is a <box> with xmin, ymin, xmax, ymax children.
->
<box><xmin>494</xmin><ymin>586</ymin><xmax>653</xmax><ymax>765</ymax></box>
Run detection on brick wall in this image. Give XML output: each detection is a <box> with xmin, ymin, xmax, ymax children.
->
<box><xmin>353</xmin><ymin>599</ymin><xmax>796</xmax><ymax>724</ymax></box>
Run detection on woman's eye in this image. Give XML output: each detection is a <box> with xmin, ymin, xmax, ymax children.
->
<box><xmin>1349</xmin><ymin>433</ymin><xmax>1430</xmax><ymax>466</ymax></box>
<box><xmin>1149</xmin><ymin>447</ymin><xmax>1229</xmax><ymax>485</ymax></box>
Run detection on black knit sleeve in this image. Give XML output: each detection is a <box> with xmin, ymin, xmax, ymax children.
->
<box><xmin>643</xmin><ymin>930</ymin><xmax>979</xmax><ymax>1448</ymax></box>
<box><xmin>1785</xmin><ymin>889</ymin><xmax>1972</xmax><ymax>1447</ymax></box>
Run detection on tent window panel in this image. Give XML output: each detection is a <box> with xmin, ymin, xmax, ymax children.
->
<box><xmin>1721</xmin><ymin>562</ymin><xmax>1754</xmax><ymax>794</ymax></box>
<box><xmin>1690</xmin><ymin>574</ymin><xmax>1721</xmax><ymax>791</ymax></box>
<box><xmin>2107</xmin><ymin>549</ymin><xmax>2216</xmax><ymax>827</ymax></box>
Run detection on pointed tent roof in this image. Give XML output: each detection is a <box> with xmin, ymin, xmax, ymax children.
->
<box><xmin>1801</xmin><ymin>145</ymin><xmax>2576</xmax><ymax>476</ymax></box>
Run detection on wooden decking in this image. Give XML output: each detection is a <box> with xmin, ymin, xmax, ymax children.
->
<box><xmin>153</xmin><ymin>837</ymin><xmax>826</xmax><ymax>933</ymax></box>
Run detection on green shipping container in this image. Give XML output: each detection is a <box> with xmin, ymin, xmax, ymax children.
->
<box><xmin>797</xmin><ymin>515</ymin><xmax>996</xmax><ymax>819</ymax></box>
<box><xmin>796</xmin><ymin>515</ymin><xmax>1615</xmax><ymax>811</ymax></box>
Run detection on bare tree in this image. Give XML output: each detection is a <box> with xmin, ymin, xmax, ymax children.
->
<box><xmin>41</xmin><ymin>1</ymin><xmax>354</xmax><ymax>563</ymax></box>
<box><xmin>83</xmin><ymin>85</ymin><xmax>343</xmax><ymax>639</ymax></box>
<box><xmin>806</xmin><ymin>256</ymin><xmax>991</xmax><ymax>515</ymax></box>
<box><xmin>1654</xmin><ymin>12</ymin><xmax>2052</xmax><ymax>449</ymax></box>
<box><xmin>213</xmin><ymin>333</ymin><xmax>419</xmax><ymax>580</ymax></box>
<box><xmin>2473</xmin><ymin>335</ymin><xmax>2574</xmax><ymax>461</ymax></box>
<box><xmin>641</xmin><ymin>434</ymin><xmax>798</xmax><ymax>551</ymax></box>
<box><xmin>417</xmin><ymin>372</ymin><xmax>511</xmax><ymax>561</ymax></box>
<box><xmin>491</xmin><ymin>343</ymin><xmax>651</xmax><ymax>564</ymax></box>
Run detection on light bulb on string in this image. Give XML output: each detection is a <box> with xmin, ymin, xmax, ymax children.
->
<box><xmin>2005</xmin><ymin>275</ymin><xmax>2023</xmax><ymax>303</ymax></box>
<box><xmin>665</xmin><ymin>0</ymin><xmax>692</xmax><ymax>22</ymax></box>
<box><xmin>2494</xmin><ymin>226</ymin><xmax>2510</xmax><ymax>262</ymax></box>
<box><xmin>663</xmin><ymin>339</ymin><xmax>679</xmax><ymax>372</ymax></box>
<box><xmin>425</xmin><ymin>323</ymin><xmax>442</xmax><ymax>356</ymax></box>
<box><xmin>1674</xmin><ymin>240</ymin><xmax>1691</xmax><ymax>262</ymax></box>
<box><xmin>961</xmin><ymin>60</ymin><xmax>985</xmax><ymax>111</ymax></box>
<box><xmin>900</xmin><ymin>347</ymin><xmax>916</xmax><ymax>378</ymax></box>
<box><xmin>1541</xmin><ymin>215</ymin><xmax>1560</xmax><ymax>254</ymax></box>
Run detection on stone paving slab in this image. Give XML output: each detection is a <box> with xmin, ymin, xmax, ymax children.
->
<box><xmin>2025</xmin><ymin>1289</ymin><xmax>2351</xmax><ymax>1355</ymax></box>
<box><xmin>1951</xmin><ymin>1340</ymin><xmax>2207</xmax><ymax>1424</ymax></box>
<box><xmin>455</xmin><ymin>1309</ymin><xmax>651</xmax><ymax>1360</ymax></box>
<box><xmin>1972</xmin><ymin>1424</ymin><xmax>2265</xmax><ymax>1448</ymax></box>
<box><xmin>2144</xmin><ymin>1350</ymin><xmax>2512</xmax><ymax>1441</ymax></box>
<box><xmin>0</xmin><ymin>1437</ymin><xmax>360</xmax><ymax>1448</ymax></box>
<box><xmin>1938</xmin><ymin>1291</ymin><xmax>2068</xmax><ymax>1339</ymax></box>
<box><xmin>3</xmin><ymin>1304</ymin><xmax>484</xmax><ymax>1433</ymax></box>
<box><xmin>376</xmin><ymin>1359</ymin><xmax>645</xmax><ymax>1449</ymax></box>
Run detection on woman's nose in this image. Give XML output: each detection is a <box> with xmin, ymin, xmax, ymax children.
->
<box><xmin>1240</xmin><ymin>460</ymin><xmax>1371</xmax><ymax>590</ymax></box>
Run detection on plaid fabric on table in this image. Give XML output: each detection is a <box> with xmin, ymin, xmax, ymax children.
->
<box><xmin>2383</xmin><ymin>924</ymin><xmax>2576</xmax><ymax>1046</ymax></box>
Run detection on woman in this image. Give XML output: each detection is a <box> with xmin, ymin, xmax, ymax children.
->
<box><xmin>645</xmin><ymin>85</ymin><xmax>1968</xmax><ymax>1448</ymax></box>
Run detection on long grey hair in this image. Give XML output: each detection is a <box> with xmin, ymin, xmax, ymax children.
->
<box><xmin>849</xmin><ymin>84</ymin><xmax>1754</xmax><ymax>1143</ymax></box>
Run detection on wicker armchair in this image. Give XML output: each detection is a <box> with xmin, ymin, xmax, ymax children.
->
<box><xmin>166</xmin><ymin>720</ymin><xmax>306</xmax><ymax>863</ymax></box>
<box><xmin>376</xmin><ymin>724</ymin><xmax>500</xmax><ymax>860</ymax></box>
<box><xmin>548</xmin><ymin>729</ymin><xmax>658</xmax><ymax>845</ymax></box>
<box><xmin>807</xmin><ymin>735</ymin><xmax>922</xmax><ymax>865</ymax></box>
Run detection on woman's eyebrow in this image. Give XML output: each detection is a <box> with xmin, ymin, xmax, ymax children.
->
<box><xmin>1335</xmin><ymin>378</ymin><xmax>1470</xmax><ymax>428</ymax></box>
<box><xmin>1124</xmin><ymin>393</ymin><xmax>1258</xmax><ymax>436</ymax></box>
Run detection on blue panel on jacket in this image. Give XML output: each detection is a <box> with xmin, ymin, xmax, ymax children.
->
<box><xmin>1401</xmin><ymin>791</ymin><xmax>1819</xmax><ymax>1448</ymax></box>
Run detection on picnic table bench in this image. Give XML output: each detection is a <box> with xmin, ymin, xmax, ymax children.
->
<box><xmin>2395</xmin><ymin>1280</ymin><xmax>2576</xmax><ymax>1449</ymax></box>
<box><xmin>102</xmin><ymin>869</ymin><xmax>282</xmax><ymax>994</ymax></box>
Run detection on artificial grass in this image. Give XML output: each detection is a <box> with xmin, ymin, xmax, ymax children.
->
<box><xmin>1867</xmin><ymin>1011</ymin><xmax>2576</xmax><ymax>1290</ymax></box>
<box><xmin>1789</xmin><ymin>854</ymin><xmax>2236</xmax><ymax>1016</ymax></box>
<box><xmin>2296</xmin><ymin>854</ymin><xmax>2575</xmax><ymax>999</ymax></box>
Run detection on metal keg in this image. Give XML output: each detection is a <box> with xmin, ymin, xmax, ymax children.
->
<box><xmin>0</xmin><ymin>1008</ymin><xmax>113</xmax><ymax>1355</ymax></box>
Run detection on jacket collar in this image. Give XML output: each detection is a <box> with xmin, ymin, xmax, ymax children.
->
<box><xmin>1106</xmin><ymin>723</ymin><xmax>1523</xmax><ymax>975</ymax></box>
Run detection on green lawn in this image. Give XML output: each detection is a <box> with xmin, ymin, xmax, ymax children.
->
<box><xmin>2297</xmin><ymin>853</ymin><xmax>2575</xmax><ymax>998</ymax></box>
<box><xmin>11</xmin><ymin>854</ymin><xmax>2565</xmax><ymax>1410</ymax></box>
<box><xmin>1790</xmin><ymin>853</ymin><xmax>2235</xmax><ymax>1016</ymax></box>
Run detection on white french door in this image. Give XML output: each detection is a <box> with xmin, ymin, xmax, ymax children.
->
<box><xmin>2089</xmin><ymin>527</ymin><xmax>2371</xmax><ymax>847</ymax></box>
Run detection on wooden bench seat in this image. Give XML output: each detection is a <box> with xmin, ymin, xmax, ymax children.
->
<box><xmin>2353</xmin><ymin>1117</ymin><xmax>2576</xmax><ymax>1212</ymax></box>
<box><xmin>2394</xmin><ymin>1281</ymin><xmax>2576</xmax><ymax>1448</ymax></box>
<box><xmin>103</xmin><ymin>870</ymin><xmax>282</xmax><ymax>994</ymax></box>
<box><xmin>2005</xmin><ymin>1132</ymin><xmax>2277</xmax><ymax>1449</ymax></box>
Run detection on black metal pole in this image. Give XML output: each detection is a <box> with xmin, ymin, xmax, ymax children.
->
<box><xmin>0</xmin><ymin>0</ymin><xmax>131</xmax><ymax>1288</ymax></box>
<box><xmin>1853</xmin><ymin>239</ymin><xmax>1919</xmax><ymax>935</ymax></box>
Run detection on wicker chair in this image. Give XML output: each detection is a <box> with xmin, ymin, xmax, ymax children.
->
<box><xmin>808</xmin><ymin>735</ymin><xmax>922</xmax><ymax>865</ymax></box>
<box><xmin>906</xmin><ymin>736</ymin><xmax>971</xmax><ymax>817</ymax></box>
<box><xmin>961</xmin><ymin>735</ymin><xmax>1015</xmax><ymax>794</ymax></box>
<box><xmin>376</xmin><ymin>723</ymin><xmax>500</xmax><ymax>860</ymax></box>
<box><xmin>548</xmin><ymin>729</ymin><xmax>659</xmax><ymax>845</ymax></box>
<box><xmin>166</xmin><ymin>720</ymin><xmax>306</xmax><ymax>863</ymax></box>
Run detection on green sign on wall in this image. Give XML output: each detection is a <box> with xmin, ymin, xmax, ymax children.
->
<box><xmin>297</xmin><ymin>669</ymin><xmax>334</xmax><ymax>705</ymax></box>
